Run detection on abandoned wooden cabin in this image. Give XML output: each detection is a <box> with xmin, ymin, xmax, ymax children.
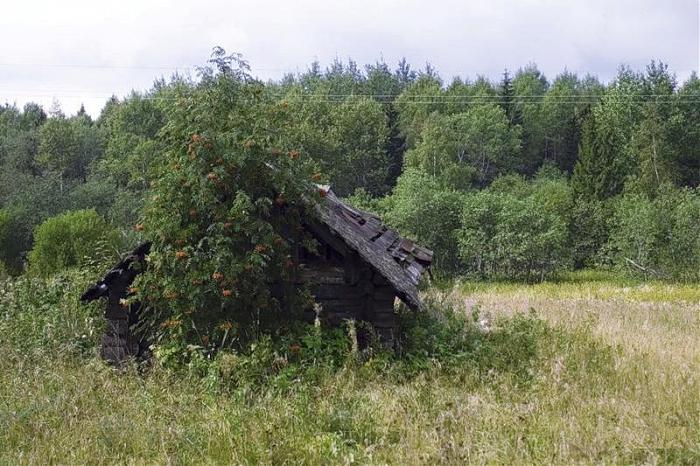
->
<box><xmin>81</xmin><ymin>187</ymin><xmax>433</xmax><ymax>363</ymax></box>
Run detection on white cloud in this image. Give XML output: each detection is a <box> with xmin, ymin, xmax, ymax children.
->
<box><xmin>0</xmin><ymin>0</ymin><xmax>696</xmax><ymax>116</ymax></box>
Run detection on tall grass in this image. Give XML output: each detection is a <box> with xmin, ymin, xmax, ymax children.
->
<box><xmin>1</xmin><ymin>270</ymin><xmax>698</xmax><ymax>464</ymax></box>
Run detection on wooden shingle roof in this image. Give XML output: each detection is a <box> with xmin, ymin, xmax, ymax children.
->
<box><xmin>313</xmin><ymin>188</ymin><xmax>433</xmax><ymax>309</ymax></box>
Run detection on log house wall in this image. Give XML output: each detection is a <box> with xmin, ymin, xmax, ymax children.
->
<box><xmin>298</xmin><ymin>237</ymin><xmax>397</xmax><ymax>347</ymax></box>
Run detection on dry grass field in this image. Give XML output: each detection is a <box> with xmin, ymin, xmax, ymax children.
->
<box><xmin>458</xmin><ymin>272</ymin><xmax>700</xmax><ymax>375</ymax></box>
<box><xmin>1</xmin><ymin>270</ymin><xmax>698</xmax><ymax>464</ymax></box>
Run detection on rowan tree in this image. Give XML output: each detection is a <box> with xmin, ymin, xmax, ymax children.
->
<box><xmin>134</xmin><ymin>51</ymin><xmax>319</xmax><ymax>365</ymax></box>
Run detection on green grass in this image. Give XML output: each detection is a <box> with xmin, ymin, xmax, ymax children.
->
<box><xmin>458</xmin><ymin>269</ymin><xmax>700</xmax><ymax>303</ymax></box>
<box><xmin>1</xmin><ymin>270</ymin><xmax>698</xmax><ymax>464</ymax></box>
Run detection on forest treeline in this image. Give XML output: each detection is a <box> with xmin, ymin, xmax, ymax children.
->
<box><xmin>1</xmin><ymin>51</ymin><xmax>699</xmax><ymax>281</ymax></box>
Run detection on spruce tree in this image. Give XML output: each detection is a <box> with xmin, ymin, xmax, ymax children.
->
<box><xmin>499</xmin><ymin>69</ymin><xmax>519</xmax><ymax>126</ymax></box>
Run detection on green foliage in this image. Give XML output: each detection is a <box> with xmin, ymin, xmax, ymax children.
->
<box><xmin>442</xmin><ymin>76</ymin><xmax>497</xmax><ymax>115</ymax></box>
<box><xmin>37</xmin><ymin>112</ymin><xmax>102</xmax><ymax>187</ymax></box>
<box><xmin>609</xmin><ymin>185</ymin><xmax>700</xmax><ymax>280</ymax></box>
<box><xmin>0</xmin><ymin>172</ymin><xmax>70</xmax><ymax>272</ymax></box>
<box><xmin>569</xmin><ymin>198</ymin><xmax>613</xmax><ymax>269</ymax></box>
<box><xmin>0</xmin><ymin>268</ymin><xmax>103</xmax><ymax>359</ymax></box>
<box><xmin>28</xmin><ymin>209</ymin><xmax>121</xmax><ymax>277</ymax></box>
<box><xmin>528</xmin><ymin>167</ymin><xmax>575</xmax><ymax>219</ymax></box>
<box><xmin>673</xmin><ymin>73</ymin><xmax>700</xmax><ymax>187</ymax></box>
<box><xmin>404</xmin><ymin>104</ymin><xmax>521</xmax><ymax>189</ymax></box>
<box><xmin>93</xmin><ymin>92</ymin><xmax>166</xmax><ymax>225</ymax></box>
<box><xmin>65</xmin><ymin>177</ymin><xmax>118</xmax><ymax>217</ymax></box>
<box><xmin>571</xmin><ymin>68</ymin><xmax>645</xmax><ymax>202</ymax></box>
<box><xmin>396</xmin><ymin>296</ymin><xmax>550</xmax><ymax>380</ymax></box>
<box><xmin>394</xmin><ymin>75</ymin><xmax>444</xmax><ymax>148</ymax></box>
<box><xmin>283</xmin><ymin>89</ymin><xmax>390</xmax><ymax>196</ymax></box>
<box><xmin>541</xmin><ymin>72</ymin><xmax>599</xmax><ymax>173</ymax></box>
<box><xmin>328</xmin><ymin>97</ymin><xmax>390</xmax><ymax>195</ymax></box>
<box><xmin>0</xmin><ymin>207</ymin><xmax>28</xmax><ymax>274</ymax></box>
<box><xmin>625</xmin><ymin>62</ymin><xmax>680</xmax><ymax>196</ymax></box>
<box><xmin>135</xmin><ymin>51</ymin><xmax>318</xmax><ymax>361</ymax></box>
<box><xmin>0</xmin><ymin>104</ymin><xmax>42</xmax><ymax>173</ymax></box>
<box><xmin>0</xmin><ymin>103</ymin><xmax>112</xmax><ymax>272</ymax></box>
<box><xmin>209</xmin><ymin>325</ymin><xmax>354</xmax><ymax>392</ymax></box>
<box><xmin>0</xmin><ymin>209</ymin><xmax>9</xmax><ymax>253</ymax></box>
<box><xmin>383</xmin><ymin>169</ymin><xmax>465</xmax><ymax>272</ymax></box>
<box><xmin>458</xmin><ymin>176</ymin><xmax>572</xmax><ymax>281</ymax></box>
<box><xmin>2</xmin><ymin>55</ymin><xmax>700</xmax><ymax>287</ymax></box>
<box><xmin>512</xmin><ymin>64</ymin><xmax>549</xmax><ymax>174</ymax></box>
<box><xmin>343</xmin><ymin>188</ymin><xmax>387</xmax><ymax>217</ymax></box>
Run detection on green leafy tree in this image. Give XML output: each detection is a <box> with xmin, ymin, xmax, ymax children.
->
<box><xmin>93</xmin><ymin>91</ymin><xmax>166</xmax><ymax>225</ymax></box>
<box><xmin>330</xmin><ymin>97</ymin><xmax>391</xmax><ymax>195</ymax></box>
<box><xmin>625</xmin><ymin>61</ymin><xmax>680</xmax><ymax>196</ymax></box>
<box><xmin>135</xmin><ymin>50</ymin><xmax>318</xmax><ymax>364</ymax></box>
<box><xmin>323</xmin><ymin>58</ymin><xmax>362</xmax><ymax>96</ymax></box>
<box><xmin>284</xmin><ymin>87</ymin><xmax>390</xmax><ymax>196</ymax></box>
<box><xmin>0</xmin><ymin>209</ymin><xmax>10</xmax><ymax>273</ymax></box>
<box><xmin>499</xmin><ymin>69</ymin><xmax>518</xmax><ymax>126</ymax></box>
<box><xmin>394</xmin><ymin>76</ymin><xmax>443</xmax><ymax>148</ymax></box>
<box><xmin>0</xmin><ymin>103</ymin><xmax>44</xmax><ymax>174</ymax></box>
<box><xmin>541</xmin><ymin>72</ymin><xmax>590</xmax><ymax>173</ymax></box>
<box><xmin>405</xmin><ymin>104</ymin><xmax>521</xmax><ymax>189</ymax></box>
<box><xmin>0</xmin><ymin>172</ymin><xmax>68</xmax><ymax>272</ymax></box>
<box><xmin>363</xmin><ymin>60</ymin><xmax>403</xmax><ymax>101</ymax></box>
<box><xmin>37</xmin><ymin>110</ymin><xmax>103</xmax><ymax>193</ymax></box>
<box><xmin>382</xmin><ymin>168</ymin><xmax>465</xmax><ymax>273</ymax></box>
<box><xmin>442</xmin><ymin>76</ymin><xmax>497</xmax><ymax>115</ymax></box>
<box><xmin>37</xmin><ymin>111</ymin><xmax>78</xmax><ymax>192</ymax></box>
<box><xmin>571</xmin><ymin>68</ymin><xmax>644</xmax><ymax>201</ymax></box>
<box><xmin>672</xmin><ymin>73</ymin><xmax>700</xmax><ymax>187</ymax></box>
<box><xmin>394</xmin><ymin>57</ymin><xmax>417</xmax><ymax>88</ymax></box>
<box><xmin>569</xmin><ymin>197</ymin><xmax>613</xmax><ymax>269</ymax></box>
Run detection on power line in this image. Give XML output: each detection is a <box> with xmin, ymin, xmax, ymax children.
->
<box><xmin>3</xmin><ymin>89</ymin><xmax>700</xmax><ymax>106</ymax></box>
<box><xmin>0</xmin><ymin>61</ymin><xmax>695</xmax><ymax>80</ymax></box>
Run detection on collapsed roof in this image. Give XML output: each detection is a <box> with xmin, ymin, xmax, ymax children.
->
<box><xmin>311</xmin><ymin>188</ymin><xmax>432</xmax><ymax>309</ymax></box>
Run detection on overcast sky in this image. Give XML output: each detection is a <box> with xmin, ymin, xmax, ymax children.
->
<box><xmin>1</xmin><ymin>0</ymin><xmax>698</xmax><ymax>117</ymax></box>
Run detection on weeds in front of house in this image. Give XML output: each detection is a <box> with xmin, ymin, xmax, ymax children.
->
<box><xmin>0</xmin><ymin>271</ymin><xmax>698</xmax><ymax>464</ymax></box>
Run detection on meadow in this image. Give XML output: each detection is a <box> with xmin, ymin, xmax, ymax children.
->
<box><xmin>1</xmin><ymin>270</ymin><xmax>698</xmax><ymax>465</ymax></box>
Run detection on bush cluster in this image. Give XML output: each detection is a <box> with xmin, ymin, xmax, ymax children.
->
<box><xmin>377</xmin><ymin>168</ymin><xmax>700</xmax><ymax>282</ymax></box>
<box><xmin>378</xmin><ymin>170</ymin><xmax>572</xmax><ymax>281</ymax></box>
<box><xmin>609</xmin><ymin>185</ymin><xmax>700</xmax><ymax>280</ymax></box>
<box><xmin>27</xmin><ymin>209</ymin><xmax>122</xmax><ymax>277</ymax></box>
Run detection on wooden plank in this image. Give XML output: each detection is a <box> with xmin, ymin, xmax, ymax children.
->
<box><xmin>310</xmin><ymin>284</ymin><xmax>360</xmax><ymax>300</ymax></box>
<box><xmin>299</xmin><ymin>266</ymin><xmax>346</xmax><ymax>285</ymax></box>
<box><xmin>373</xmin><ymin>229</ymin><xmax>399</xmax><ymax>250</ymax></box>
